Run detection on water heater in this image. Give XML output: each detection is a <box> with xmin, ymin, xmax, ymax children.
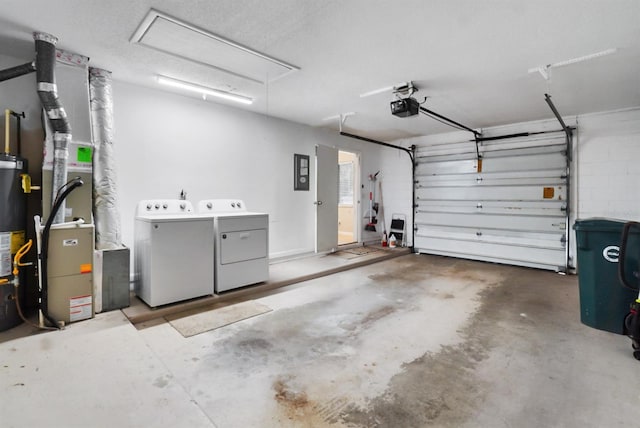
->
<box><xmin>0</xmin><ymin>153</ymin><xmax>27</xmax><ymax>331</ymax></box>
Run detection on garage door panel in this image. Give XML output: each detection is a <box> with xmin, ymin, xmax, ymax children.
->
<box><xmin>417</xmin><ymin>184</ymin><xmax>566</xmax><ymax>201</ymax></box>
<box><xmin>416</xmin><ymin>141</ymin><xmax>475</xmax><ymax>157</ymax></box>
<box><xmin>481</xmin><ymin>136</ymin><xmax>565</xmax><ymax>153</ymax></box>
<box><xmin>416</xmin><ymin>168</ymin><xmax>566</xmax><ymax>186</ymax></box>
<box><xmin>416</xmin><ymin>200</ymin><xmax>566</xmax><ymax>216</ymax></box>
<box><xmin>415</xmin><ymin>236</ymin><xmax>566</xmax><ymax>270</ymax></box>
<box><xmin>417</xmin><ymin>175</ymin><xmax>565</xmax><ymax>187</ymax></box>
<box><xmin>479</xmin><ymin>152</ymin><xmax>566</xmax><ymax>172</ymax></box>
<box><xmin>415</xmin><ymin>211</ymin><xmax>566</xmax><ymax>233</ymax></box>
<box><xmin>416</xmin><ymin>226</ymin><xmax>565</xmax><ymax>249</ymax></box>
<box><xmin>413</xmin><ymin>130</ymin><xmax>571</xmax><ymax>271</ymax></box>
<box><xmin>416</xmin><ymin>158</ymin><xmax>478</xmax><ymax>175</ymax></box>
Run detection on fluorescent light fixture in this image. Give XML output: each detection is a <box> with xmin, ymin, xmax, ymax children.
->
<box><xmin>528</xmin><ymin>48</ymin><xmax>618</xmax><ymax>80</ymax></box>
<box><xmin>157</xmin><ymin>76</ymin><xmax>253</xmax><ymax>105</ymax></box>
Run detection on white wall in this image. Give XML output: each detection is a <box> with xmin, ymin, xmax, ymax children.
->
<box><xmin>112</xmin><ymin>81</ymin><xmax>382</xmax><ymax>259</ymax></box>
<box><xmin>0</xmin><ymin>54</ymin><xmax>41</xmax><ymax>137</ymax></box>
<box><xmin>377</xmin><ymin>146</ymin><xmax>414</xmax><ymax>246</ymax></box>
<box><xmin>575</xmin><ymin>108</ymin><xmax>640</xmax><ymax>221</ymax></box>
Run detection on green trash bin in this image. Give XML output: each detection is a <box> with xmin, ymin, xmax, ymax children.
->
<box><xmin>573</xmin><ymin>218</ymin><xmax>638</xmax><ymax>334</ymax></box>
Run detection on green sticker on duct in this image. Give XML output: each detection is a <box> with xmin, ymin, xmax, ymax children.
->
<box><xmin>77</xmin><ymin>147</ymin><xmax>92</xmax><ymax>163</ymax></box>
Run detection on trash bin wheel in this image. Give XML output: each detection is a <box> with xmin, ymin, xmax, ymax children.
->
<box><xmin>633</xmin><ymin>351</ymin><xmax>640</xmax><ymax>361</ymax></box>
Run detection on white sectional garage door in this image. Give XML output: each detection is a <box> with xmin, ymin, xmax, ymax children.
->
<box><xmin>414</xmin><ymin>130</ymin><xmax>571</xmax><ymax>271</ymax></box>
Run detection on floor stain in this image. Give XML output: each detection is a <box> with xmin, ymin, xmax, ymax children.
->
<box><xmin>341</xmin><ymin>305</ymin><xmax>396</xmax><ymax>332</ymax></box>
<box><xmin>153</xmin><ymin>374</ymin><xmax>172</xmax><ymax>388</ymax></box>
<box><xmin>193</xmin><ymin>255</ymin><xmax>576</xmax><ymax>426</ymax></box>
<box><xmin>336</xmin><ymin>260</ymin><xmax>575</xmax><ymax>427</ymax></box>
<box><xmin>273</xmin><ymin>376</ymin><xmax>315</xmax><ymax>423</ymax></box>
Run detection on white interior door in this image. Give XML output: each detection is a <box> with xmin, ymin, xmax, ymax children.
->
<box><xmin>315</xmin><ymin>144</ymin><xmax>339</xmax><ymax>252</ymax></box>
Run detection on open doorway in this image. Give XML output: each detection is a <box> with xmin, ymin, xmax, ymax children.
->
<box><xmin>338</xmin><ymin>150</ymin><xmax>359</xmax><ymax>245</ymax></box>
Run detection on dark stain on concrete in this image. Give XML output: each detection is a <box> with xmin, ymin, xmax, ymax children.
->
<box><xmin>336</xmin><ymin>258</ymin><xmax>577</xmax><ymax>427</ymax></box>
<box><xmin>361</xmin><ymin>305</ymin><xmax>395</xmax><ymax>326</ymax></box>
<box><xmin>274</xmin><ymin>378</ymin><xmax>309</xmax><ymax>408</ymax></box>
<box><xmin>273</xmin><ymin>376</ymin><xmax>316</xmax><ymax>422</ymax></box>
<box><xmin>153</xmin><ymin>374</ymin><xmax>172</xmax><ymax>388</ymax></box>
<box><xmin>341</xmin><ymin>305</ymin><xmax>397</xmax><ymax>332</ymax></box>
<box><xmin>237</xmin><ymin>338</ymin><xmax>273</xmax><ymax>352</ymax></box>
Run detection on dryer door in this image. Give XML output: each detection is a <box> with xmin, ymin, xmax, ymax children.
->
<box><xmin>219</xmin><ymin>229</ymin><xmax>268</xmax><ymax>264</ymax></box>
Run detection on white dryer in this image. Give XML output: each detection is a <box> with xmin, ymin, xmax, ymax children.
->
<box><xmin>197</xmin><ymin>199</ymin><xmax>269</xmax><ymax>293</ymax></box>
<box><xmin>134</xmin><ymin>200</ymin><xmax>214</xmax><ymax>307</ymax></box>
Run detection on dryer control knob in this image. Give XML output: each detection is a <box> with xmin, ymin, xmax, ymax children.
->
<box><xmin>207</xmin><ymin>202</ymin><xmax>213</xmax><ymax>209</ymax></box>
<box><xmin>237</xmin><ymin>202</ymin><xmax>242</xmax><ymax>208</ymax></box>
<box><xmin>231</xmin><ymin>202</ymin><xmax>236</xmax><ymax>208</ymax></box>
<box><xmin>180</xmin><ymin>203</ymin><xmax>186</xmax><ymax>210</ymax></box>
<box><xmin>146</xmin><ymin>204</ymin><xmax>152</xmax><ymax>210</ymax></box>
<box><xmin>154</xmin><ymin>204</ymin><xmax>160</xmax><ymax>209</ymax></box>
<box><xmin>162</xmin><ymin>203</ymin><xmax>168</xmax><ymax>209</ymax></box>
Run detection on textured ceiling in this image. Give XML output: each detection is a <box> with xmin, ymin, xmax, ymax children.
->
<box><xmin>0</xmin><ymin>0</ymin><xmax>639</xmax><ymax>141</ymax></box>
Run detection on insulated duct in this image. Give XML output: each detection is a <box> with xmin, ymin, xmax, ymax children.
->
<box><xmin>89</xmin><ymin>68</ymin><xmax>121</xmax><ymax>249</ymax></box>
<box><xmin>34</xmin><ymin>32</ymin><xmax>71</xmax><ymax>224</ymax></box>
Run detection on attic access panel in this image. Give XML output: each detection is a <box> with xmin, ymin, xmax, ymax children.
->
<box><xmin>131</xmin><ymin>9</ymin><xmax>299</xmax><ymax>84</ymax></box>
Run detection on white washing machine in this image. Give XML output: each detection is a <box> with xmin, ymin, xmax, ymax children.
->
<box><xmin>134</xmin><ymin>199</ymin><xmax>214</xmax><ymax>307</ymax></box>
<box><xmin>197</xmin><ymin>199</ymin><xmax>269</xmax><ymax>293</ymax></box>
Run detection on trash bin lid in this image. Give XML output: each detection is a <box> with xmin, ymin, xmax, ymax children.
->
<box><xmin>573</xmin><ymin>217</ymin><xmax>630</xmax><ymax>232</ymax></box>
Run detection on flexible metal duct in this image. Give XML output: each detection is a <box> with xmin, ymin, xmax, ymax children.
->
<box><xmin>34</xmin><ymin>32</ymin><xmax>71</xmax><ymax>224</ymax></box>
<box><xmin>0</xmin><ymin>61</ymin><xmax>35</xmax><ymax>83</ymax></box>
<box><xmin>89</xmin><ymin>68</ymin><xmax>121</xmax><ymax>249</ymax></box>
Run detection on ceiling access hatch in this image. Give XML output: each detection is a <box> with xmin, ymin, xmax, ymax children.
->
<box><xmin>130</xmin><ymin>9</ymin><xmax>299</xmax><ymax>84</ymax></box>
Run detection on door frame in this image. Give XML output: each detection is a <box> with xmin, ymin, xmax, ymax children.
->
<box><xmin>337</xmin><ymin>149</ymin><xmax>361</xmax><ymax>247</ymax></box>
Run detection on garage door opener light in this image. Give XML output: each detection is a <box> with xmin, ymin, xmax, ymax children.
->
<box><xmin>157</xmin><ymin>76</ymin><xmax>253</xmax><ymax>105</ymax></box>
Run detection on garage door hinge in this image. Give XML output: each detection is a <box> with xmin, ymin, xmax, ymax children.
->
<box><xmin>560</xmin><ymin>174</ymin><xmax>568</xmax><ymax>180</ymax></box>
<box><xmin>560</xmin><ymin>234</ymin><xmax>567</xmax><ymax>245</ymax></box>
<box><xmin>560</xmin><ymin>205</ymin><xmax>567</xmax><ymax>212</ymax></box>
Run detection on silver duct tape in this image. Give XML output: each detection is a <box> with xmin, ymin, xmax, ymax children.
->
<box><xmin>51</xmin><ymin>156</ymin><xmax>68</xmax><ymax>224</ymax></box>
<box><xmin>90</xmin><ymin>66</ymin><xmax>121</xmax><ymax>248</ymax></box>
<box><xmin>53</xmin><ymin>148</ymin><xmax>69</xmax><ymax>159</ymax></box>
<box><xmin>33</xmin><ymin>31</ymin><xmax>58</xmax><ymax>44</ymax></box>
<box><xmin>53</xmin><ymin>132</ymin><xmax>72</xmax><ymax>144</ymax></box>
<box><xmin>56</xmin><ymin>48</ymin><xmax>90</xmax><ymax>67</ymax></box>
<box><xmin>37</xmin><ymin>82</ymin><xmax>58</xmax><ymax>94</ymax></box>
<box><xmin>47</xmin><ymin>107</ymin><xmax>67</xmax><ymax>119</ymax></box>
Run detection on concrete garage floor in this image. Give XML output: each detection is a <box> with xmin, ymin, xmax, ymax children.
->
<box><xmin>2</xmin><ymin>253</ymin><xmax>639</xmax><ymax>427</ymax></box>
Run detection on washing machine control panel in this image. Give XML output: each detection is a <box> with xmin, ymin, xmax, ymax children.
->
<box><xmin>137</xmin><ymin>200</ymin><xmax>193</xmax><ymax>216</ymax></box>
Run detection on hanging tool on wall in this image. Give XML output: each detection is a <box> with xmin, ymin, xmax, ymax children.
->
<box><xmin>364</xmin><ymin>171</ymin><xmax>379</xmax><ymax>231</ymax></box>
<box><xmin>378</xmin><ymin>179</ymin><xmax>387</xmax><ymax>245</ymax></box>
